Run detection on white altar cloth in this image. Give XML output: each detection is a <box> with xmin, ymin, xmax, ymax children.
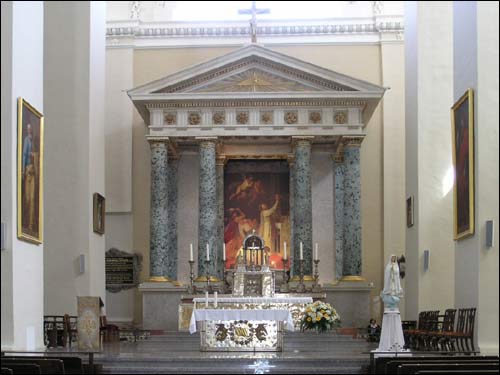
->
<box><xmin>192</xmin><ymin>296</ymin><xmax>313</xmax><ymax>304</ymax></box>
<box><xmin>189</xmin><ymin>309</ymin><xmax>295</xmax><ymax>334</ymax></box>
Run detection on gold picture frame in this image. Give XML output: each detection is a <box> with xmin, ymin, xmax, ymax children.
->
<box><xmin>17</xmin><ymin>97</ymin><xmax>44</xmax><ymax>244</ymax></box>
<box><xmin>93</xmin><ymin>193</ymin><xmax>105</xmax><ymax>235</ymax></box>
<box><xmin>451</xmin><ymin>88</ymin><xmax>474</xmax><ymax>240</ymax></box>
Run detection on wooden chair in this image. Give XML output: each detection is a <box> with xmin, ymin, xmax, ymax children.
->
<box><xmin>425</xmin><ymin>308</ymin><xmax>457</xmax><ymax>351</ymax></box>
<box><xmin>439</xmin><ymin>307</ymin><xmax>476</xmax><ymax>352</ymax></box>
<box><xmin>0</xmin><ymin>363</ymin><xmax>41</xmax><ymax>374</ymax></box>
<box><xmin>100</xmin><ymin>316</ymin><xmax>119</xmax><ymax>344</ymax></box>
<box><xmin>63</xmin><ymin>315</ymin><xmax>78</xmax><ymax>348</ymax></box>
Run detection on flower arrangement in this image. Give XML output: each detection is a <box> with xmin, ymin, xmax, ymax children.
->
<box><xmin>301</xmin><ymin>301</ymin><xmax>341</xmax><ymax>334</ymax></box>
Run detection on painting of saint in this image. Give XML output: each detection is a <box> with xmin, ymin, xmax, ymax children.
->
<box><xmin>451</xmin><ymin>89</ymin><xmax>474</xmax><ymax>240</ymax></box>
<box><xmin>224</xmin><ymin>160</ymin><xmax>290</xmax><ymax>269</ymax></box>
<box><xmin>17</xmin><ymin>98</ymin><xmax>44</xmax><ymax>244</ymax></box>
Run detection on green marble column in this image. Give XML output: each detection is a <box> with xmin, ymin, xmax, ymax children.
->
<box><xmin>293</xmin><ymin>138</ymin><xmax>313</xmax><ymax>275</ymax></box>
<box><xmin>198</xmin><ymin>139</ymin><xmax>218</xmax><ymax>278</ymax></box>
<box><xmin>342</xmin><ymin>137</ymin><xmax>364</xmax><ymax>277</ymax></box>
<box><xmin>166</xmin><ymin>156</ymin><xmax>179</xmax><ymax>280</ymax></box>
<box><xmin>215</xmin><ymin>156</ymin><xmax>226</xmax><ymax>280</ymax></box>
<box><xmin>333</xmin><ymin>153</ymin><xmax>345</xmax><ymax>280</ymax></box>
<box><xmin>148</xmin><ymin>138</ymin><xmax>169</xmax><ymax>280</ymax></box>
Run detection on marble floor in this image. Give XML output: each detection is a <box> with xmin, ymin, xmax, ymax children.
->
<box><xmin>98</xmin><ymin>331</ymin><xmax>377</xmax><ymax>374</ymax></box>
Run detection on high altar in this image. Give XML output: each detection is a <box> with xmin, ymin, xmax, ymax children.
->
<box><xmin>132</xmin><ymin>43</ymin><xmax>382</xmax><ymax>334</ymax></box>
<box><xmin>189</xmin><ymin>233</ymin><xmax>312</xmax><ymax>351</ymax></box>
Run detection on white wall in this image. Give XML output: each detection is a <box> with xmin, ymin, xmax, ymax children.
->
<box><xmin>1</xmin><ymin>1</ymin><xmax>45</xmax><ymax>350</ymax></box>
<box><xmin>454</xmin><ymin>0</ymin><xmax>499</xmax><ymax>354</ymax></box>
<box><xmin>43</xmin><ymin>1</ymin><xmax>106</xmax><ymax>315</ymax></box>
<box><xmin>405</xmin><ymin>1</ymin><xmax>455</xmax><ymax>318</ymax></box>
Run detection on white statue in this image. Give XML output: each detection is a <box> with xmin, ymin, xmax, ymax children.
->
<box><xmin>381</xmin><ymin>254</ymin><xmax>403</xmax><ymax>309</ymax></box>
<box><xmin>376</xmin><ymin>254</ymin><xmax>408</xmax><ymax>352</ymax></box>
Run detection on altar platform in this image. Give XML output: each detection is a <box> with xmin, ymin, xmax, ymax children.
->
<box><xmin>94</xmin><ymin>331</ymin><xmax>377</xmax><ymax>374</ymax></box>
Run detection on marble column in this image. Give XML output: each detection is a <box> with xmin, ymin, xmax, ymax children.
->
<box><xmin>333</xmin><ymin>153</ymin><xmax>345</xmax><ymax>280</ymax></box>
<box><xmin>293</xmin><ymin>138</ymin><xmax>313</xmax><ymax>275</ymax></box>
<box><xmin>215</xmin><ymin>155</ymin><xmax>226</xmax><ymax>280</ymax></box>
<box><xmin>198</xmin><ymin>138</ymin><xmax>218</xmax><ymax>278</ymax></box>
<box><xmin>166</xmin><ymin>155</ymin><xmax>179</xmax><ymax>280</ymax></box>
<box><xmin>148</xmin><ymin>138</ymin><xmax>169</xmax><ymax>279</ymax></box>
<box><xmin>287</xmin><ymin>156</ymin><xmax>295</xmax><ymax>278</ymax></box>
<box><xmin>342</xmin><ymin>137</ymin><xmax>364</xmax><ymax>276</ymax></box>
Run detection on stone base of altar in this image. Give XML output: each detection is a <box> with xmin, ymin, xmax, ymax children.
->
<box><xmin>139</xmin><ymin>282</ymin><xmax>374</xmax><ymax>332</ymax></box>
<box><xmin>139</xmin><ymin>282</ymin><xmax>188</xmax><ymax>331</ymax></box>
<box><xmin>322</xmin><ymin>281</ymin><xmax>375</xmax><ymax>329</ymax></box>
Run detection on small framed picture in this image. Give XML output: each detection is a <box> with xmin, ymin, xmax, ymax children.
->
<box><xmin>93</xmin><ymin>193</ymin><xmax>105</xmax><ymax>234</ymax></box>
<box><xmin>406</xmin><ymin>196</ymin><xmax>414</xmax><ymax>228</ymax></box>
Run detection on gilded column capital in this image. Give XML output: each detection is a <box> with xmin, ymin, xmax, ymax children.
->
<box><xmin>341</xmin><ymin>136</ymin><xmax>365</xmax><ymax>148</ymax></box>
<box><xmin>291</xmin><ymin>136</ymin><xmax>314</xmax><ymax>148</ymax></box>
<box><xmin>332</xmin><ymin>153</ymin><xmax>344</xmax><ymax>164</ymax></box>
<box><xmin>216</xmin><ymin>155</ymin><xmax>227</xmax><ymax>166</ymax></box>
<box><xmin>286</xmin><ymin>154</ymin><xmax>295</xmax><ymax>166</ymax></box>
<box><xmin>146</xmin><ymin>136</ymin><xmax>170</xmax><ymax>146</ymax></box>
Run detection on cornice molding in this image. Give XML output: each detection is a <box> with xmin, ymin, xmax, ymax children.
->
<box><xmin>106</xmin><ymin>17</ymin><xmax>404</xmax><ymax>48</ymax></box>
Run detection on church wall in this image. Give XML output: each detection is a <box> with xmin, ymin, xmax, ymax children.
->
<box><xmin>404</xmin><ymin>2</ymin><xmax>455</xmax><ymax>318</ymax></box>
<box><xmin>311</xmin><ymin>150</ymin><xmax>335</xmax><ymax>283</ymax></box>
<box><xmin>1</xmin><ymin>1</ymin><xmax>45</xmax><ymax>349</ymax></box>
<box><xmin>125</xmin><ymin>44</ymin><xmax>389</xmax><ymax>324</ymax></box>
<box><xmin>43</xmin><ymin>1</ymin><xmax>106</xmax><ymax>316</ymax></box>
<box><xmin>454</xmin><ymin>1</ymin><xmax>499</xmax><ymax>354</ymax></box>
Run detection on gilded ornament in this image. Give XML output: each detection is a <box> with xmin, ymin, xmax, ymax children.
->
<box><xmin>212</xmin><ymin>111</ymin><xmax>225</xmax><ymax>125</ymax></box>
<box><xmin>334</xmin><ymin>111</ymin><xmax>347</xmax><ymax>124</ymax></box>
<box><xmin>236</xmin><ymin>111</ymin><xmax>249</xmax><ymax>125</ymax></box>
<box><xmin>164</xmin><ymin>112</ymin><xmax>176</xmax><ymax>125</ymax></box>
<box><xmin>309</xmin><ymin>111</ymin><xmax>322</xmax><ymax>124</ymax></box>
<box><xmin>284</xmin><ymin>111</ymin><xmax>298</xmax><ymax>124</ymax></box>
<box><xmin>260</xmin><ymin>111</ymin><xmax>273</xmax><ymax>125</ymax></box>
<box><xmin>188</xmin><ymin>112</ymin><xmax>201</xmax><ymax>125</ymax></box>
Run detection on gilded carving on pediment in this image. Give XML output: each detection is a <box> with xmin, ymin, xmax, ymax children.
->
<box><xmin>164</xmin><ymin>112</ymin><xmax>176</xmax><ymax>125</ymax></box>
<box><xmin>188</xmin><ymin>112</ymin><xmax>201</xmax><ymax>125</ymax></box>
<box><xmin>284</xmin><ymin>111</ymin><xmax>298</xmax><ymax>124</ymax></box>
<box><xmin>309</xmin><ymin>111</ymin><xmax>322</xmax><ymax>124</ymax></box>
<box><xmin>260</xmin><ymin>111</ymin><xmax>273</xmax><ymax>125</ymax></box>
<box><xmin>236</xmin><ymin>111</ymin><xmax>249</xmax><ymax>125</ymax></box>
<box><xmin>334</xmin><ymin>111</ymin><xmax>347</xmax><ymax>124</ymax></box>
<box><xmin>212</xmin><ymin>111</ymin><xmax>225</xmax><ymax>125</ymax></box>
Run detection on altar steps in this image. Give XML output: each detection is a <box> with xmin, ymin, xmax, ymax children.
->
<box><xmin>98</xmin><ymin>332</ymin><xmax>374</xmax><ymax>374</ymax></box>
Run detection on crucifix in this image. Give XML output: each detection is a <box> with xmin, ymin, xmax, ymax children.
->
<box><xmin>238</xmin><ymin>1</ymin><xmax>270</xmax><ymax>43</ymax></box>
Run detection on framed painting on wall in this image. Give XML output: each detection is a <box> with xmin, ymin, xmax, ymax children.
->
<box><xmin>17</xmin><ymin>97</ymin><xmax>44</xmax><ymax>244</ymax></box>
<box><xmin>451</xmin><ymin>88</ymin><xmax>474</xmax><ymax>240</ymax></box>
<box><xmin>406</xmin><ymin>196</ymin><xmax>414</xmax><ymax>228</ymax></box>
<box><xmin>93</xmin><ymin>193</ymin><xmax>105</xmax><ymax>235</ymax></box>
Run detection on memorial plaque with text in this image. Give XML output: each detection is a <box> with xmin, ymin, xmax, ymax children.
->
<box><xmin>105</xmin><ymin>248</ymin><xmax>141</xmax><ymax>292</ymax></box>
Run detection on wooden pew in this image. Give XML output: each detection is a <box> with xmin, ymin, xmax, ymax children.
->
<box><xmin>1</xmin><ymin>368</ymin><xmax>13</xmax><ymax>375</ymax></box>
<box><xmin>2</xmin><ymin>356</ymin><xmax>82</xmax><ymax>374</ymax></box>
<box><xmin>374</xmin><ymin>355</ymin><xmax>498</xmax><ymax>374</ymax></box>
<box><xmin>0</xmin><ymin>363</ymin><xmax>41</xmax><ymax>374</ymax></box>
<box><xmin>385</xmin><ymin>357</ymin><xmax>498</xmax><ymax>374</ymax></box>
<box><xmin>1</xmin><ymin>359</ymin><xmax>64</xmax><ymax>374</ymax></box>
<box><xmin>416</xmin><ymin>370</ymin><xmax>499</xmax><ymax>375</ymax></box>
<box><xmin>397</xmin><ymin>362</ymin><xmax>499</xmax><ymax>375</ymax></box>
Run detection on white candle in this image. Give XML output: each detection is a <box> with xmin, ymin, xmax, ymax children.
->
<box><xmin>300</xmin><ymin>242</ymin><xmax>303</xmax><ymax>260</ymax></box>
<box><xmin>283</xmin><ymin>241</ymin><xmax>287</xmax><ymax>260</ymax></box>
<box><xmin>315</xmin><ymin>243</ymin><xmax>319</xmax><ymax>261</ymax></box>
<box><xmin>223</xmin><ymin>243</ymin><xmax>226</xmax><ymax>261</ymax></box>
<box><xmin>206</xmin><ymin>243</ymin><xmax>210</xmax><ymax>261</ymax></box>
<box><xmin>205</xmin><ymin>291</ymin><xmax>209</xmax><ymax>308</ymax></box>
<box><xmin>189</xmin><ymin>243</ymin><xmax>194</xmax><ymax>262</ymax></box>
<box><xmin>214</xmin><ymin>291</ymin><xmax>218</xmax><ymax>308</ymax></box>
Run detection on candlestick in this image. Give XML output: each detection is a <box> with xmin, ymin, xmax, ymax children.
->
<box><xmin>206</xmin><ymin>243</ymin><xmax>210</xmax><ymax>261</ymax></box>
<box><xmin>283</xmin><ymin>241</ymin><xmax>287</xmax><ymax>260</ymax></box>
<box><xmin>214</xmin><ymin>291</ymin><xmax>218</xmax><ymax>308</ymax></box>
<box><xmin>223</xmin><ymin>243</ymin><xmax>226</xmax><ymax>262</ymax></box>
<box><xmin>300</xmin><ymin>242</ymin><xmax>303</xmax><ymax>260</ymax></box>
<box><xmin>281</xmin><ymin>256</ymin><xmax>290</xmax><ymax>293</ymax></box>
<box><xmin>296</xmin><ymin>258</ymin><xmax>306</xmax><ymax>293</ymax></box>
<box><xmin>205</xmin><ymin>291</ymin><xmax>209</xmax><ymax>308</ymax></box>
<box><xmin>314</xmin><ymin>243</ymin><xmax>318</xmax><ymax>261</ymax></box>
<box><xmin>312</xmin><ymin>259</ymin><xmax>322</xmax><ymax>293</ymax></box>
<box><xmin>204</xmin><ymin>258</ymin><xmax>213</xmax><ymax>293</ymax></box>
<box><xmin>187</xmin><ymin>260</ymin><xmax>196</xmax><ymax>294</ymax></box>
<box><xmin>190</xmin><ymin>243</ymin><xmax>194</xmax><ymax>262</ymax></box>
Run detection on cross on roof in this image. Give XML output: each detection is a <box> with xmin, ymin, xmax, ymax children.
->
<box><xmin>238</xmin><ymin>1</ymin><xmax>270</xmax><ymax>43</ymax></box>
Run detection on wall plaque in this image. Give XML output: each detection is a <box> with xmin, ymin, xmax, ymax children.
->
<box><xmin>105</xmin><ymin>248</ymin><xmax>142</xmax><ymax>292</ymax></box>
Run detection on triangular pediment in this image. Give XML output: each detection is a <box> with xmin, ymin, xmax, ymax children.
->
<box><xmin>129</xmin><ymin>44</ymin><xmax>384</xmax><ymax>96</ymax></box>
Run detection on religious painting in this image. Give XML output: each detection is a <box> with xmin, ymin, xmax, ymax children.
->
<box><xmin>17</xmin><ymin>97</ymin><xmax>44</xmax><ymax>244</ymax></box>
<box><xmin>93</xmin><ymin>193</ymin><xmax>105</xmax><ymax>235</ymax></box>
<box><xmin>406</xmin><ymin>196</ymin><xmax>414</xmax><ymax>228</ymax></box>
<box><xmin>224</xmin><ymin>160</ymin><xmax>290</xmax><ymax>270</ymax></box>
<box><xmin>451</xmin><ymin>88</ymin><xmax>474</xmax><ymax>240</ymax></box>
